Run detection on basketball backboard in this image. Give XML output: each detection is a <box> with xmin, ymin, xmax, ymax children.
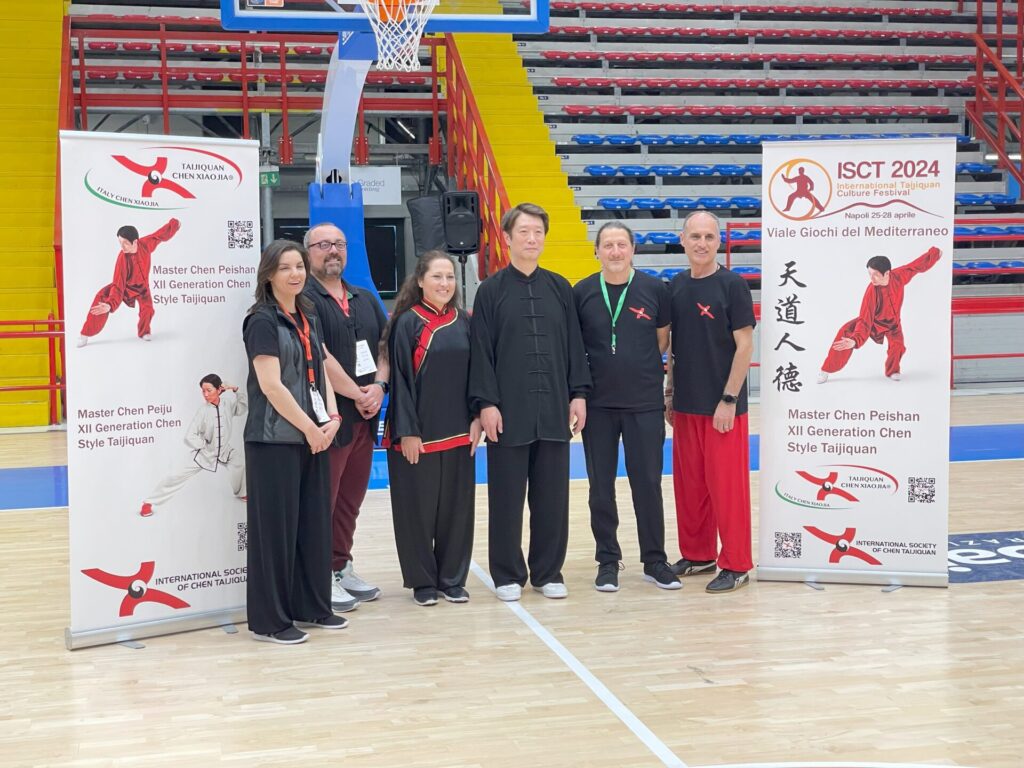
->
<box><xmin>220</xmin><ymin>0</ymin><xmax>549</xmax><ymax>34</ymax></box>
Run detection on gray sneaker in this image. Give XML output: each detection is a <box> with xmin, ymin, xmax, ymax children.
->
<box><xmin>331</xmin><ymin>571</ymin><xmax>359</xmax><ymax>613</ymax></box>
<box><xmin>705</xmin><ymin>569</ymin><xmax>750</xmax><ymax>593</ymax></box>
<box><xmin>339</xmin><ymin>562</ymin><xmax>381</xmax><ymax>602</ymax></box>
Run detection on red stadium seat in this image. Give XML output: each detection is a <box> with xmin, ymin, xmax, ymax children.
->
<box><xmin>85</xmin><ymin>69</ymin><xmax>119</xmax><ymax>81</ymax></box>
<box><xmin>365</xmin><ymin>72</ymin><xmax>394</xmax><ymax>85</ymax></box>
<box><xmin>193</xmin><ymin>69</ymin><xmax>225</xmax><ymax>83</ymax></box>
<box><xmin>573</xmin><ymin>51</ymin><xmax>602</xmax><ymax>61</ymax></box>
<box><xmin>160</xmin><ymin>42</ymin><xmax>187</xmax><ymax>53</ymax></box>
<box><xmin>807</xmin><ymin>106</ymin><xmax>835</xmax><ymax>116</ymax></box>
<box><xmin>616</xmin><ymin>78</ymin><xmax>646</xmax><ymax>88</ymax></box>
<box><xmin>623</xmin><ymin>105</ymin><xmax>654</xmax><ymax>116</ymax></box>
<box><xmin>563</xmin><ymin>105</ymin><xmax>596</xmax><ymax>116</ymax></box>
<box><xmin>552</xmin><ymin>77</ymin><xmax>583</xmax><ymax>87</ymax></box>
<box><xmin>656</xmin><ymin>106</ymin><xmax>687</xmax><ymax>116</ymax></box>
<box><xmin>396</xmin><ymin>73</ymin><xmax>428</xmax><ymax>85</ymax></box>
<box><xmin>864</xmin><ymin>106</ymin><xmax>893</xmax><ymax>116</ymax></box>
<box><xmin>162</xmin><ymin>70</ymin><xmax>190</xmax><ymax>82</ymax></box>
<box><xmin>922</xmin><ymin>105</ymin><xmax>951</xmax><ymax>115</ymax></box>
<box><xmin>540</xmin><ymin>51</ymin><xmax>571</xmax><ymax>60</ymax></box>
<box><xmin>258</xmin><ymin>44</ymin><xmax>284</xmax><ymax>55</ymax></box>
<box><xmin>298</xmin><ymin>72</ymin><xmax>327</xmax><ymax>84</ymax></box>
<box><xmin>582</xmin><ymin>78</ymin><xmax>614</xmax><ymax>87</ymax></box>
<box><xmin>123</xmin><ymin>69</ymin><xmax>155</xmax><ymax>81</ymax></box>
<box><xmin>687</xmin><ymin>106</ymin><xmax>717</xmax><ymax>117</ymax></box>
<box><xmin>747</xmin><ymin>105</ymin><xmax>777</xmax><ymax>116</ymax></box>
<box><xmin>558</xmin><ymin>25</ymin><xmax>589</xmax><ymax>35</ymax></box>
<box><xmin>631</xmin><ymin>52</ymin><xmax>660</xmax><ymax>62</ymax></box>
<box><xmin>294</xmin><ymin>45</ymin><xmax>325</xmax><ymax>56</ymax></box>
<box><xmin>262</xmin><ymin>73</ymin><xmax>287</xmax><ymax>85</ymax></box>
<box><xmin>604</xmin><ymin>52</ymin><xmax>633</xmax><ymax>62</ymax></box>
<box><xmin>717</xmin><ymin>106</ymin><xmax>747</xmax><ymax>117</ymax></box>
<box><xmin>775</xmin><ymin>106</ymin><xmax>802</xmax><ymax>116</ymax></box>
<box><xmin>228</xmin><ymin>71</ymin><xmax>260</xmax><ymax>83</ymax></box>
<box><xmin>834</xmin><ymin>105</ymin><xmax>865</xmax><ymax>117</ymax></box>
<box><xmin>191</xmin><ymin>43</ymin><xmax>221</xmax><ymax>54</ymax></box>
<box><xmin>122</xmin><ymin>42</ymin><xmax>153</xmax><ymax>53</ymax></box>
<box><xmin>87</xmin><ymin>41</ymin><xmax>118</xmax><ymax>52</ymax></box>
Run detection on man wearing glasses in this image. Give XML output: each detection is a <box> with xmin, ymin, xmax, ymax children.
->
<box><xmin>303</xmin><ymin>222</ymin><xmax>390</xmax><ymax>613</ymax></box>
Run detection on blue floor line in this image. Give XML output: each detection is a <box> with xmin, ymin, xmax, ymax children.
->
<box><xmin>2</xmin><ymin>424</ymin><xmax>1022</xmax><ymax>511</ymax></box>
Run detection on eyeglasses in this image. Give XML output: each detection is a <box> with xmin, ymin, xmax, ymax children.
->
<box><xmin>311</xmin><ymin>240</ymin><xmax>347</xmax><ymax>252</ymax></box>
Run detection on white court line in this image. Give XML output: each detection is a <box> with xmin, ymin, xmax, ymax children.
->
<box><xmin>469</xmin><ymin>561</ymin><xmax>688</xmax><ymax>768</ymax></box>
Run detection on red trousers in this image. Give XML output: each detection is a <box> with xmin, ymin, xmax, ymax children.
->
<box><xmin>671</xmin><ymin>411</ymin><xmax>753</xmax><ymax>573</ymax></box>
<box><xmin>822</xmin><ymin>319</ymin><xmax>905</xmax><ymax>378</ymax></box>
<box><xmin>80</xmin><ymin>286</ymin><xmax>154</xmax><ymax>338</ymax></box>
<box><xmin>327</xmin><ymin>419</ymin><xmax>374</xmax><ymax>571</ymax></box>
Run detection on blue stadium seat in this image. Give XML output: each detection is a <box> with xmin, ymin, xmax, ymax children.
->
<box><xmin>637</xmin><ymin>267</ymin><xmax>660</xmax><ymax>276</ymax></box>
<box><xmin>573</xmin><ymin>134</ymin><xmax>605</xmax><ymax>145</ymax></box>
<box><xmin>618</xmin><ymin>165</ymin><xmax>651</xmax><ymax>177</ymax></box>
<box><xmin>998</xmin><ymin>260</ymin><xmax>1024</xmax><ymax>267</ymax></box>
<box><xmin>597</xmin><ymin>197</ymin><xmax>632</xmax><ymax>209</ymax></box>
<box><xmin>634</xmin><ymin>197</ymin><xmax>667</xmax><ymax>210</ymax></box>
<box><xmin>698</xmin><ymin>196</ymin><xmax>730</xmax><ymax>208</ymax></box>
<box><xmin>957</xmin><ymin>162</ymin><xmax>993</xmax><ymax>174</ymax></box>
<box><xmin>683</xmin><ymin>164</ymin><xmax>715</xmax><ymax>176</ymax></box>
<box><xmin>985</xmin><ymin>193</ymin><xmax>1017</xmax><ymax>205</ymax></box>
<box><xmin>713</xmin><ymin>164</ymin><xmax>746</xmax><ymax>176</ymax></box>
<box><xmin>650</xmin><ymin>165</ymin><xmax>683</xmax><ymax>176</ymax></box>
<box><xmin>954</xmin><ymin>226</ymin><xmax>977</xmax><ymax>236</ymax></box>
<box><xmin>955</xmin><ymin>134</ymin><xmax>971</xmax><ymax>144</ymax></box>
<box><xmin>660</xmin><ymin>267</ymin><xmax>685</xmax><ymax>281</ymax></box>
<box><xmin>818</xmin><ymin>133</ymin><xmax>850</xmax><ymax>140</ymax></box>
<box><xmin>584</xmin><ymin>165</ymin><xmax>617</xmax><ymax>176</ymax></box>
<box><xmin>668</xmin><ymin>134</ymin><xmax>699</xmax><ymax>145</ymax></box>
<box><xmin>727</xmin><ymin>230</ymin><xmax>754</xmax><ymax>242</ymax></box>
<box><xmin>637</xmin><ymin>135</ymin><xmax>670</xmax><ymax>145</ymax></box>
<box><xmin>698</xmin><ymin>134</ymin><xmax>730</xmax><ymax>145</ymax></box>
<box><xmin>607</xmin><ymin>134</ymin><xmax>638</xmax><ymax>145</ymax></box>
<box><xmin>733</xmin><ymin>266</ymin><xmax>762</xmax><ymax>275</ymax></box>
<box><xmin>1006</xmin><ymin>226</ymin><xmax>1024</xmax><ymax>235</ymax></box>
<box><xmin>646</xmin><ymin>232</ymin><xmax>681</xmax><ymax>245</ymax></box>
<box><xmin>634</xmin><ymin>233</ymin><xmax>647</xmax><ymax>245</ymax></box>
<box><xmin>730</xmin><ymin>196</ymin><xmax>762</xmax><ymax>208</ymax></box>
<box><xmin>964</xmin><ymin>261</ymin><xmax>997</xmax><ymax>269</ymax></box>
<box><xmin>666</xmin><ymin>197</ymin><xmax>699</xmax><ymax>209</ymax></box>
<box><xmin>729</xmin><ymin>134</ymin><xmax>761</xmax><ymax>145</ymax></box>
<box><xmin>847</xmin><ymin>133</ymin><xmax>881</xmax><ymax>139</ymax></box>
<box><xmin>973</xmin><ymin>225</ymin><xmax>1009</xmax><ymax>235</ymax></box>
<box><xmin>956</xmin><ymin>193</ymin><xmax>988</xmax><ymax>205</ymax></box>
<box><xmin>744</xmin><ymin>164</ymin><xmax>763</xmax><ymax>175</ymax></box>
<box><xmin>758</xmin><ymin>134</ymin><xmax>787</xmax><ymax>142</ymax></box>
<box><xmin>952</xmin><ymin>262</ymin><xmax>969</xmax><ymax>271</ymax></box>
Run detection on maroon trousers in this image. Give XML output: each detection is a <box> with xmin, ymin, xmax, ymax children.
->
<box><xmin>671</xmin><ymin>411</ymin><xmax>753</xmax><ymax>573</ymax></box>
<box><xmin>81</xmin><ymin>287</ymin><xmax>154</xmax><ymax>338</ymax></box>
<box><xmin>327</xmin><ymin>419</ymin><xmax>374</xmax><ymax>571</ymax></box>
<box><xmin>822</xmin><ymin>319</ymin><xmax>906</xmax><ymax>378</ymax></box>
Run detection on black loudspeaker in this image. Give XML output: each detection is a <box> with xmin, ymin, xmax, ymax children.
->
<box><xmin>406</xmin><ymin>195</ymin><xmax>447</xmax><ymax>258</ymax></box>
<box><xmin>442</xmin><ymin>191</ymin><xmax>481</xmax><ymax>254</ymax></box>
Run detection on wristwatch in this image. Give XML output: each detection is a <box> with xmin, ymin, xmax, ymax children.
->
<box><xmin>374</xmin><ymin>380</ymin><xmax>390</xmax><ymax>394</ymax></box>
<box><xmin>721</xmin><ymin>393</ymin><xmax>738</xmax><ymax>405</ymax></box>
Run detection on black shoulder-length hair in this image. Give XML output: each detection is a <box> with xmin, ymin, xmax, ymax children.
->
<box><xmin>379</xmin><ymin>250</ymin><xmax>461</xmax><ymax>352</ymax></box>
<box><xmin>247</xmin><ymin>238</ymin><xmax>315</xmax><ymax>316</ymax></box>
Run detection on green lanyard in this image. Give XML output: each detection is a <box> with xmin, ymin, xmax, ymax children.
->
<box><xmin>599</xmin><ymin>269</ymin><xmax>634</xmax><ymax>355</ymax></box>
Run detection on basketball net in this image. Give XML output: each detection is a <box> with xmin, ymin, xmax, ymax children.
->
<box><xmin>357</xmin><ymin>0</ymin><xmax>438</xmax><ymax>71</ymax></box>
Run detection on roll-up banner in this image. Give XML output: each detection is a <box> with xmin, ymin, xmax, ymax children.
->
<box><xmin>60</xmin><ymin>132</ymin><xmax>260</xmax><ymax>648</ymax></box>
<box><xmin>758</xmin><ymin>138</ymin><xmax>955</xmax><ymax>587</ymax></box>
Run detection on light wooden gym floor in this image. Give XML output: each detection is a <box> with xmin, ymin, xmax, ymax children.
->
<box><xmin>0</xmin><ymin>395</ymin><xmax>1021</xmax><ymax>768</ymax></box>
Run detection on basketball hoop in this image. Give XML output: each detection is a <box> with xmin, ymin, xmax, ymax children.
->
<box><xmin>357</xmin><ymin>0</ymin><xmax>439</xmax><ymax>71</ymax></box>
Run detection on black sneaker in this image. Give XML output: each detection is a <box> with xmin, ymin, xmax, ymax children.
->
<box><xmin>442</xmin><ymin>586</ymin><xmax>470</xmax><ymax>603</ymax></box>
<box><xmin>251</xmin><ymin>626</ymin><xmax>308</xmax><ymax>645</ymax></box>
<box><xmin>705</xmin><ymin>569</ymin><xmax>750</xmax><ymax>593</ymax></box>
<box><xmin>643</xmin><ymin>561</ymin><xmax>682</xmax><ymax>590</ymax></box>
<box><xmin>295</xmin><ymin>614</ymin><xmax>348</xmax><ymax>630</ymax></box>
<box><xmin>670</xmin><ymin>557</ymin><xmax>717</xmax><ymax>577</ymax></box>
<box><xmin>413</xmin><ymin>587</ymin><xmax>439</xmax><ymax>606</ymax></box>
<box><xmin>595</xmin><ymin>562</ymin><xmax>621</xmax><ymax>592</ymax></box>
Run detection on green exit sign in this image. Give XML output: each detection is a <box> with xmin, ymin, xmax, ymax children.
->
<box><xmin>259</xmin><ymin>167</ymin><xmax>280</xmax><ymax>188</ymax></box>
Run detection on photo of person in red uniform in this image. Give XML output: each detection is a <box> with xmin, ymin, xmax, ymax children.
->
<box><xmin>817</xmin><ymin>246</ymin><xmax>941</xmax><ymax>383</ymax></box>
<box><xmin>77</xmin><ymin>217</ymin><xmax>181</xmax><ymax>348</ymax></box>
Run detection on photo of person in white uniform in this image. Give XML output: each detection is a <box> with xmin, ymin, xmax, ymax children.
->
<box><xmin>140</xmin><ymin>373</ymin><xmax>247</xmax><ymax>517</ymax></box>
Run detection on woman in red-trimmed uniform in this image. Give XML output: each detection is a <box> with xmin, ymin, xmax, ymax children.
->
<box><xmin>382</xmin><ymin>251</ymin><xmax>481</xmax><ymax>607</ymax></box>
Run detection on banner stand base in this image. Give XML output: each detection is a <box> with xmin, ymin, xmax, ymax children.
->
<box><xmin>758</xmin><ymin>566</ymin><xmax>948</xmax><ymax>589</ymax></box>
<box><xmin>66</xmin><ymin>606</ymin><xmax>247</xmax><ymax>650</ymax></box>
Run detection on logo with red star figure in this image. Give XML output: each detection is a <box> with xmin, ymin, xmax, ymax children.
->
<box><xmin>81</xmin><ymin>561</ymin><xmax>190</xmax><ymax>617</ymax></box>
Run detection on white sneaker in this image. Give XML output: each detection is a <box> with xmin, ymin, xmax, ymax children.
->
<box><xmin>495</xmin><ymin>583</ymin><xmax>522</xmax><ymax>602</ymax></box>
<box><xmin>534</xmin><ymin>582</ymin><xmax>569</xmax><ymax>599</ymax></box>
<box><xmin>816</xmin><ymin>371</ymin><xmax>829</xmax><ymax>384</ymax></box>
<box><xmin>76</xmin><ymin>336</ymin><xmax>88</xmax><ymax>348</ymax></box>
<box><xmin>331</xmin><ymin>572</ymin><xmax>359</xmax><ymax>613</ymax></box>
<box><xmin>339</xmin><ymin>562</ymin><xmax>381</xmax><ymax>602</ymax></box>
<box><xmin>141</xmin><ymin>334</ymin><xmax>152</xmax><ymax>341</ymax></box>
<box><xmin>889</xmin><ymin>372</ymin><xmax>901</xmax><ymax>381</ymax></box>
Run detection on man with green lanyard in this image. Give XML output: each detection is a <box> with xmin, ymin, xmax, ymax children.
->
<box><xmin>573</xmin><ymin>223</ymin><xmax>680</xmax><ymax>592</ymax></box>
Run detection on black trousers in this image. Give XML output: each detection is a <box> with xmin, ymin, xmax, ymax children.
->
<box><xmin>245</xmin><ymin>441</ymin><xmax>332</xmax><ymax>635</ymax></box>
<box><xmin>581</xmin><ymin>408</ymin><xmax>667</xmax><ymax>565</ymax></box>
<box><xmin>387</xmin><ymin>445</ymin><xmax>475</xmax><ymax>590</ymax></box>
<box><xmin>486</xmin><ymin>439</ymin><xmax>569</xmax><ymax>588</ymax></box>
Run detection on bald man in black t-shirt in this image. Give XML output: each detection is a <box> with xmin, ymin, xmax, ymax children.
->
<box><xmin>666</xmin><ymin>211</ymin><xmax>756</xmax><ymax>593</ymax></box>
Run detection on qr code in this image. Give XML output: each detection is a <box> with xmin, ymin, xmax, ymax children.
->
<box><xmin>775</xmin><ymin>531</ymin><xmax>802</xmax><ymax>558</ymax></box>
<box><xmin>227</xmin><ymin>220</ymin><xmax>254</xmax><ymax>249</ymax></box>
<box><xmin>908</xmin><ymin>476</ymin><xmax>936</xmax><ymax>503</ymax></box>
<box><xmin>236</xmin><ymin>521</ymin><xmax>247</xmax><ymax>552</ymax></box>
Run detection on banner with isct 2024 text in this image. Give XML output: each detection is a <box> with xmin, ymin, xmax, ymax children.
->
<box><xmin>758</xmin><ymin>138</ymin><xmax>955</xmax><ymax>587</ymax></box>
<box><xmin>60</xmin><ymin>132</ymin><xmax>260</xmax><ymax>647</ymax></box>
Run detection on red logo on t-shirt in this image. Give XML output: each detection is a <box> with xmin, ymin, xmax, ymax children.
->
<box><xmin>628</xmin><ymin>306</ymin><xmax>652</xmax><ymax>321</ymax></box>
<box><xmin>697</xmin><ymin>302</ymin><xmax>715</xmax><ymax>319</ymax></box>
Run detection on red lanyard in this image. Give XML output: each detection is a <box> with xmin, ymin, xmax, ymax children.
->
<box><xmin>331</xmin><ymin>289</ymin><xmax>350</xmax><ymax>318</ymax></box>
<box><xmin>277</xmin><ymin>303</ymin><xmax>316</xmax><ymax>385</ymax></box>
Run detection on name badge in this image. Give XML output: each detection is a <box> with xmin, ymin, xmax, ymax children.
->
<box><xmin>355</xmin><ymin>339</ymin><xmax>377</xmax><ymax>377</ymax></box>
<box><xmin>309</xmin><ymin>386</ymin><xmax>330</xmax><ymax>424</ymax></box>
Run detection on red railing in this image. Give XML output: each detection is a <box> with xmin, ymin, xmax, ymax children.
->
<box><xmin>443</xmin><ymin>34</ymin><xmax>511</xmax><ymax>277</ymax></box>
<box><xmin>0</xmin><ymin>317</ymin><xmax>65</xmax><ymax>424</ymax></box>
